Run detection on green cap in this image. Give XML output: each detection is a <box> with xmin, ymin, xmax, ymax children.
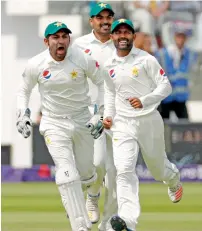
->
<box><xmin>90</xmin><ymin>2</ymin><xmax>114</xmax><ymax>17</ymax></box>
<box><xmin>111</xmin><ymin>19</ymin><xmax>135</xmax><ymax>33</ymax></box>
<box><xmin>44</xmin><ymin>21</ymin><xmax>72</xmax><ymax>38</ymax></box>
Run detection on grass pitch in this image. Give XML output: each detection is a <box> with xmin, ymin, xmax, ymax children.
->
<box><xmin>1</xmin><ymin>182</ymin><xmax>202</xmax><ymax>231</ymax></box>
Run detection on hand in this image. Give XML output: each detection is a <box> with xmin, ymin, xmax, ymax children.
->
<box><xmin>86</xmin><ymin>114</ymin><xmax>104</xmax><ymax>139</ymax></box>
<box><xmin>103</xmin><ymin>117</ymin><xmax>113</xmax><ymax>129</ymax></box>
<box><xmin>127</xmin><ymin>97</ymin><xmax>143</xmax><ymax>109</ymax></box>
<box><xmin>16</xmin><ymin>108</ymin><xmax>33</xmax><ymax>138</ymax></box>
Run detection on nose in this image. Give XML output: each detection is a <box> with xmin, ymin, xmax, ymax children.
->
<box><xmin>58</xmin><ymin>37</ymin><xmax>65</xmax><ymax>44</ymax></box>
<box><xmin>103</xmin><ymin>18</ymin><xmax>109</xmax><ymax>24</ymax></box>
<box><xmin>119</xmin><ymin>33</ymin><xmax>126</xmax><ymax>38</ymax></box>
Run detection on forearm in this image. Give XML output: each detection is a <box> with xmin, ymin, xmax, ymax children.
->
<box><xmin>104</xmin><ymin>90</ymin><xmax>116</xmax><ymax>119</ymax></box>
<box><xmin>140</xmin><ymin>82</ymin><xmax>172</xmax><ymax>107</ymax></box>
<box><xmin>17</xmin><ymin>81</ymin><xmax>32</xmax><ymax>111</ymax></box>
<box><xmin>96</xmin><ymin>82</ymin><xmax>104</xmax><ymax>112</ymax></box>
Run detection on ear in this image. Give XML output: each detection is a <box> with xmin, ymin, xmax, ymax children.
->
<box><xmin>133</xmin><ymin>33</ymin><xmax>136</xmax><ymax>40</ymax></box>
<box><xmin>110</xmin><ymin>34</ymin><xmax>113</xmax><ymax>40</ymax></box>
<box><xmin>89</xmin><ymin>18</ymin><xmax>93</xmax><ymax>28</ymax></box>
<box><xmin>44</xmin><ymin>38</ymin><xmax>49</xmax><ymax>47</ymax></box>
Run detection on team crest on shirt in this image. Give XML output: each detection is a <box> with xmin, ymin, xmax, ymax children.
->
<box><xmin>132</xmin><ymin>66</ymin><xmax>139</xmax><ymax>77</ymax></box>
<box><xmin>109</xmin><ymin>69</ymin><xmax>115</xmax><ymax>78</ymax></box>
<box><xmin>84</xmin><ymin>49</ymin><xmax>92</xmax><ymax>55</ymax></box>
<box><xmin>43</xmin><ymin>70</ymin><xmax>51</xmax><ymax>79</ymax></box>
<box><xmin>160</xmin><ymin>68</ymin><xmax>166</xmax><ymax>77</ymax></box>
<box><xmin>70</xmin><ymin>70</ymin><xmax>78</xmax><ymax>79</ymax></box>
<box><xmin>45</xmin><ymin>136</ymin><xmax>51</xmax><ymax>144</ymax></box>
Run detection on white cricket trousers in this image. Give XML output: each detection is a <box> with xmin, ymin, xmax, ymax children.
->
<box><xmin>88</xmin><ymin>105</ymin><xmax>117</xmax><ymax>226</ymax></box>
<box><xmin>39</xmin><ymin>109</ymin><xmax>96</xmax><ymax>230</ymax></box>
<box><xmin>88</xmin><ymin>130</ymin><xmax>118</xmax><ymax>226</ymax></box>
<box><xmin>111</xmin><ymin>110</ymin><xmax>180</xmax><ymax>230</ymax></box>
<box><xmin>39</xmin><ymin>110</ymin><xmax>96</xmax><ymax>183</ymax></box>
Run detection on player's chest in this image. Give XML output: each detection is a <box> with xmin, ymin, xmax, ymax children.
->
<box><xmin>38</xmin><ymin>62</ymin><xmax>85</xmax><ymax>88</ymax></box>
<box><xmin>107</xmin><ymin>61</ymin><xmax>149</xmax><ymax>85</ymax></box>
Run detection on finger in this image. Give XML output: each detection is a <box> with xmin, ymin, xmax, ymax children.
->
<box><xmin>133</xmin><ymin>104</ymin><xmax>140</xmax><ymax>108</ymax></box>
<box><xmin>129</xmin><ymin>98</ymin><xmax>138</xmax><ymax>102</ymax></box>
<box><xmin>131</xmin><ymin>103</ymin><xmax>140</xmax><ymax>108</ymax></box>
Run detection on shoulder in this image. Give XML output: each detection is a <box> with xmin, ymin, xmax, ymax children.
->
<box><xmin>69</xmin><ymin>45</ymin><xmax>95</xmax><ymax>69</ymax></box>
<box><xmin>135</xmin><ymin>49</ymin><xmax>157</xmax><ymax>64</ymax></box>
<box><xmin>27</xmin><ymin>49</ymin><xmax>49</xmax><ymax>68</ymax></box>
<box><xmin>73</xmin><ymin>33</ymin><xmax>92</xmax><ymax>49</ymax></box>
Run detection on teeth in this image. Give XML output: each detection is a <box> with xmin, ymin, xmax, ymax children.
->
<box><xmin>119</xmin><ymin>41</ymin><xmax>127</xmax><ymax>45</ymax></box>
<box><xmin>102</xmin><ymin>25</ymin><xmax>109</xmax><ymax>29</ymax></box>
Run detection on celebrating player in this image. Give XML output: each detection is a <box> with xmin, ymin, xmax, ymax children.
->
<box><xmin>103</xmin><ymin>19</ymin><xmax>183</xmax><ymax>231</ymax></box>
<box><xmin>73</xmin><ymin>2</ymin><xmax>118</xmax><ymax>230</ymax></box>
<box><xmin>16</xmin><ymin>21</ymin><xmax>104</xmax><ymax>231</ymax></box>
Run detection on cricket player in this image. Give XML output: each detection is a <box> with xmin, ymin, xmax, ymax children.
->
<box><xmin>102</xmin><ymin>19</ymin><xmax>183</xmax><ymax>231</ymax></box>
<box><xmin>16</xmin><ymin>21</ymin><xmax>104</xmax><ymax>231</ymax></box>
<box><xmin>73</xmin><ymin>3</ymin><xmax>117</xmax><ymax>230</ymax></box>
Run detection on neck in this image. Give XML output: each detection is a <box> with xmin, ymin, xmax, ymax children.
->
<box><xmin>117</xmin><ymin>49</ymin><xmax>131</xmax><ymax>57</ymax></box>
<box><xmin>93</xmin><ymin>31</ymin><xmax>110</xmax><ymax>43</ymax></box>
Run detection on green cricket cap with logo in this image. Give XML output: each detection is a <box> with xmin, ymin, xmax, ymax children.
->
<box><xmin>44</xmin><ymin>21</ymin><xmax>72</xmax><ymax>38</ymax></box>
<box><xmin>111</xmin><ymin>18</ymin><xmax>135</xmax><ymax>33</ymax></box>
<box><xmin>90</xmin><ymin>2</ymin><xmax>114</xmax><ymax>17</ymax></box>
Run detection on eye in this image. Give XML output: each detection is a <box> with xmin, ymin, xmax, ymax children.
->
<box><xmin>125</xmin><ymin>31</ymin><xmax>132</xmax><ymax>35</ymax></box>
<box><xmin>96</xmin><ymin>16</ymin><xmax>102</xmax><ymax>20</ymax></box>
<box><xmin>107</xmin><ymin>16</ymin><xmax>113</xmax><ymax>20</ymax></box>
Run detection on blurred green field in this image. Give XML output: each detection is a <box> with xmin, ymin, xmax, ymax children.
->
<box><xmin>1</xmin><ymin>182</ymin><xmax>202</xmax><ymax>231</ymax></box>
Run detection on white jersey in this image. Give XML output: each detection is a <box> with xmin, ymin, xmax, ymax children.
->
<box><xmin>17</xmin><ymin>46</ymin><xmax>104</xmax><ymax>118</ymax></box>
<box><xmin>103</xmin><ymin>47</ymin><xmax>172</xmax><ymax>118</ymax></box>
<box><xmin>73</xmin><ymin>31</ymin><xmax>115</xmax><ymax>105</ymax></box>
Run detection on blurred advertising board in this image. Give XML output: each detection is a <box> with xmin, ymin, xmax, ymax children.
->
<box><xmin>1</xmin><ymin>122</ymin><xmax>202</xmax><ymax>182</ymax></box>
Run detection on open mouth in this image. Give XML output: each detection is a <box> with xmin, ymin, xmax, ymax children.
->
<box><xmin>57</xmin><ymin>46</ymin><xmax>65</xmax><ymax>51</ymax></box>
<box><xmin>57</xmin><ymin>46</ymin><xmax>65</xmax><ymax>54</ymax></box>
<box><xmin>101</xmin><ymin>24</ymin><xmax>110</xmax><ymax>30</ymax></box>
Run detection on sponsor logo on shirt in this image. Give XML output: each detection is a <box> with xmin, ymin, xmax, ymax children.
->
<box><xmin>160</xmin><ymin>68</ymin><xmax>166</xmax><ymax>77</ymax></box>
<box><xmin>43</xmin><ymin>70</ymin><xmax>51</xmax><ymax>79</ymax></box>
<box><xmin>84</xmin><ymin>49</ymin><xmax>92</xmax><ymax>55</ymax></box>
<box><xmin>109</xmin><ymin>69</ymin><xmax>115</xmax><ymax>78</ymax></box>
<box><xmin>132</xmin><ymin>66</ymin><xmax>139</xmax><ymax>77</ymax></box>
<box><xmin>70</xmin><ymin>70</ymin><xmax>78</xmax><ymax>79</ymax></box>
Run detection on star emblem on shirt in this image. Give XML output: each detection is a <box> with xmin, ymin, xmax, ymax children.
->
<box><xmin>70</xmin><ymin>70</ymin><xmax>78</xmax><ymax>79</ymax></box>
<box><xmin>99</xmin><ymin>3</ymin><xmax>107</xmax><ymax>8</ymax></box>
<box><xmin>132</xmin><ymin>66</ymin><xmax>139</xmax><ymax>77</ymax></box>
<box><xmin>118</xmin><ymin>19</ymin><xmax>126</xmax><ymax>23</ymax></box>
<box><xmin>54</xmin><ymin>22</ymin><xmax>63</xmax><ymax>27</ymax></box>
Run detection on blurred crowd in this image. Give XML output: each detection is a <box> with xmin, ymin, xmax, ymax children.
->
<box><xmin>36</xmin><ymin>0</ymin><xmax>202</xmax><ymax>124</ymax></box>
<box><xmin>87</xmin><ymin>1</ymin><xmax>202</xmax><ymax>121</ymax></box>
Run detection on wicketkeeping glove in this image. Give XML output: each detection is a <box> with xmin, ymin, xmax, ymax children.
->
<box><xmin>16</xmin><ymin>108</ymin><xmax>33</xmax><ymax>138</ymax></box>
<box><xmin>86</xmin><ymin>114</ymin><xmax>104</xmax><ymax>139</ymax></box>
